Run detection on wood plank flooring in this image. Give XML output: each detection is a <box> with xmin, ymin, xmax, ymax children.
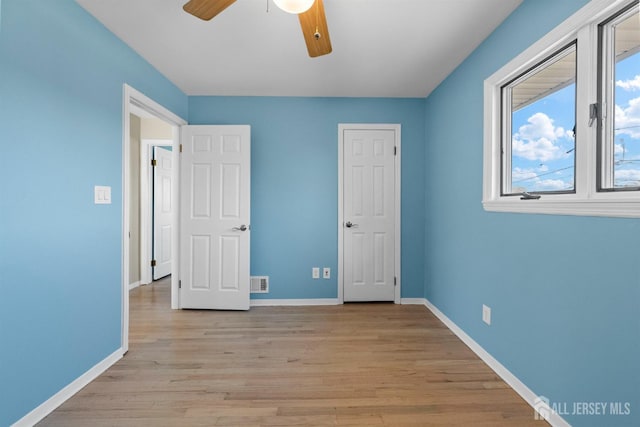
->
<box><xmin>39</xmin><ymin>278</ymin><xmax>546</xmax><ymax>426</ymax></box>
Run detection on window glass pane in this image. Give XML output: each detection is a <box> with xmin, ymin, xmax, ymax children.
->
<box><xmin>612</xmin><ymin>8</ymin><xmax>640</xmax><ymax>188</ymax></box>
<box><xmin>504</xmin><ymin>45</ymin><xmax>576</xmax><ymax>194</ymax></box>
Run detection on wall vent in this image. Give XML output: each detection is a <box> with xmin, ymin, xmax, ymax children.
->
<box><xmin>250</xmin><ymin>276</ymin><xmax>269</xmax><ymax>293</ymax></box>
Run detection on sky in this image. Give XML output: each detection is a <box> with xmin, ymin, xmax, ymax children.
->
<box><xmin>509</xmin><ymin>47</ymin><xmax>640</xmax><ymax>193</ymax></box>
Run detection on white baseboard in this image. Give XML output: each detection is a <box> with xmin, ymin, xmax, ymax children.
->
<box><xmin>250</xmin><ymin>298</ymin><xmax>340</xmax><ymax>307</ymax></box>
<box><xmin>401</xmin><ymin>297</ymin><xmax>428</xmax><ymax>305</ymax></box>
<box><xmin>129</xmin><ymin>281</ymin><xmax>141</xmax><ymax>290</ymax></box>
<box><xmin>422</xmin><ymin>299</ymin><xmax>570</xmax><ymax>427</ymax></box>
<box><xmin>11</xmin><ymin>348</ymin><xmax>124</xmax><ymax>427</ymax></box>
<box><xmin>252</xmin><ymin>298</ymin><xmax>428</xmax><ymax>306</ymax></box>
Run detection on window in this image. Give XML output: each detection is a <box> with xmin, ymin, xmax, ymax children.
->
<box><xmin>483</xmin><ymin>0</ymin><xmax>640</xmax><ymax>217</ymax></box>
<box><xmin>502</xmin><ymin>43</ymin><xmax>577</xmax><ymax>195</ymax></box>
<box><xmin>598</xmin><ymin>4</ymin><xmax>640</xmax><ymax>191</ymax></box>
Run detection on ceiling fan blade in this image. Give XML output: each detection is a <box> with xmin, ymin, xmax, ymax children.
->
<box><xmin>298</xmin><ymin>0</ymin><xmax>332</xmax><ymax>57</ymax></box>
<box><xmin>183</xmin><ymin>0</ymin><xmax>236</xmax><ymax>21</ymax></box>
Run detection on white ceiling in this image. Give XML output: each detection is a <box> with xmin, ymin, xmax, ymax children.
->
<box><xmin>76</xmin><ymin>0</ymin><xmax>523</xmax><ymax>98</ymax></box>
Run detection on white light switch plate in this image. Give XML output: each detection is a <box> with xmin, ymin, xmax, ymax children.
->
<box><xmin>323</xmin><ymin>268</ymin><xmax>330</xmax><ymax>279</ymax></box>
<box><xmin>482</xmin><ymin>304</ymin><xmax>491</xmax><ymax>325</ymax></box>
<box><xmin>312</xmin><ymin>267</ymin><xmax>320</xmax><ymax>279</ymax></box>
<box><xmin>94</xmin><ymin>186</ymin><xmax>111</xmax><ymax>204</ymax></box>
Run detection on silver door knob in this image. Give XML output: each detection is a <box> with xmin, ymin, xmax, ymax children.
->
<box><xmin>345</xmin><ymin>221</ymin><xmax>358</xmax><ymax>228</ymax></box>
<box><xmin>232</xmin><ymin>224</ymin><xmax>248</xmax><ymax>231</ymax></box>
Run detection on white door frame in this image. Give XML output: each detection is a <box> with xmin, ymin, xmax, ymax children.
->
<box><xmin>140</xmin><ymin>140</ymin><xmax>174</xmax><ymax>286</ymax></box>
<box><xmin>122</xmin><ymin>84</ymin><xmax>186</xmax><ymax>352</ymax></box>
<box><xmin>337</xmin><ymin>124</ymin><xmax>401</xmax><ymax>304</ymax></box>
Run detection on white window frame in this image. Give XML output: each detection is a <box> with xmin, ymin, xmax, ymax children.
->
<box><xmin>483</xmin><ymin>0</ymin><xmax>640</xmax><ymax>218</ymax></box>
<box><xmin>501</xmin><ymin>41</ymin><xmax>578</xmax><ymax>196</ymax></box>
<box><xmin>598</xmin><ymin>4</ymin><xmax>640</xmax><ymax>192</ymax></box>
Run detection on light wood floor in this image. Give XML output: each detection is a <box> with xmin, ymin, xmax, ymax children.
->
<box><xmin>39</xmin><ymin>278</ymin><xmax>545</xmax><ymax>426</ymax></box>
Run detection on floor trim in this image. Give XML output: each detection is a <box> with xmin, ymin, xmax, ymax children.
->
<box><xmin>250</xmin><ymin>298</ymin><xmax>340</xmax><ymax>307</ymax></box>
<box><xmin>11</xmin><ymin>349</ymin><xmax>124</xmax><ymax>427</ymax></box>
<box><xmin>250</xmin><ymin>298</ymin><xmax>425</xmax><ymax>307</ymax></box>
<box><xmin>422</xmin><ymin>298</ymin><xmax>570</xmax><ymax>427</ymax></box>
<box><xmin>400</xmin><ymin>298</ymin><xmax>427</xmax><ymax>305</ymax></box>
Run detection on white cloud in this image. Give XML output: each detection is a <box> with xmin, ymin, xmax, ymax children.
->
<box><xmin>512</xmin><ymin>113</ymin><xmax>572</xmax><ymax>162</ymax></box>
<box><xmin>518</xmin><ymin>112</ymin><xmax>562</xmax><ymax>141</ymax></box>
<box><xmin>537</xmin><ymin>179</ymin><xmax>571</xmax><ymax>191</ymax></box>
<box><xmin>615</xmin><ymin>144</ymin><xmax>625</xmax><ymax>155</ymax></box>
<box><xmin>615</xmin><ymin>169</ymin><xmax>640</xmax><ymax>185</ymax></box>
<box><xmin>616</xmin><ymin>75</ymin><xmax>640</xmax><ymax>91</ymax></box>
<box><xmin>512</xmin><ymin>137</ymin><xmax>561</xmax><ymax>161</ymax></box>
<box><xmin>512</xmin><ymin>167</ymin><xmax>538</xmax><ymax>182</ymax></box>
<box><xmin>615</xmin><ymin>97</ymin><xmax>640</xmax><ymax>139</ymax></box>
<box><xmin>511</xmin><ymin>166</ymin><xmax>573</xmax><ymax>191</ymax></box>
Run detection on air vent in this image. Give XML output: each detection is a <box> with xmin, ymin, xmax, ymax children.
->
<box><xmin>250</xmin><ymin>276</ymin><xmax>269</xmax><ymax>293</ymax></box>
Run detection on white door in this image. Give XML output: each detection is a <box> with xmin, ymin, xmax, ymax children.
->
<box><xmin>342</xmin><ymin>127</ymin><xmax>397</xmax><ymax>302</ymax></box>
<box><xmin>180</xmin><ymin>125</ymin><xmax>251</xmax><ymax>310</ymax></box>
<box><xmin>153</xmin><ymin>146</ymin><xmax>173</xmax><ymax>280</ymax></box>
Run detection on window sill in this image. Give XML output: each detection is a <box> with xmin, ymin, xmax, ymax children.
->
<box><xmin>482</xmin><ymin>196</ymin><xmax>640</xmax><ymax>218</ymax></box>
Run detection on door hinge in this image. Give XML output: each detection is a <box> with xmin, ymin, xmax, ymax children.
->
<box><xmin>179</xmin><ymin>144</ymin><xmax>183</xmax><ymax>153</ymax></box>
<box><xmin>151</xmin><ymin>259</ymin><xmax>157</xmax><ymax>267</ymax></box>
<box><xmin>179</xmin><ymin>280</ymin><xmax>182</xmax><ymax>289</ymax></box>
<box><xmin>394</xmin><ymin>146</ymin><xmax>397</xmax><ymax>155</ymax></box>
<box><xmin>151</xmin><ymin>159</ymin><xmax>157</xmax><ymax>167</ymax></box>
<box><xmin>394</xmin><ymin>276</ymin><xmax>397</xmax><ymax>286</ymax></box>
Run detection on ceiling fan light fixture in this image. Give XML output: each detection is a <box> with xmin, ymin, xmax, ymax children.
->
<box><xmin>273</xmin><ymin>0</ymin><xmax>314</xmax><ymax>14</ymax></box>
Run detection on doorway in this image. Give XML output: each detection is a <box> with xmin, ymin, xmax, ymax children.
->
<box><xmin>338</xmin><ymin>124</ymin><xmax>401</xmax><ymax>304</ymax></box>
<box><xmin>122</xmin><ymin>84</ymin><xmax>187</xmax><ymax>352</ymax></box>
<box><xmin>139</xmin><ymin>140</ymin><xmax>174</xmax><ymax>284</ymax></box>
<box><xmin>151</xmin><ymin>146</ymin><xmax>173</xmax><ymax>280</ymax></box>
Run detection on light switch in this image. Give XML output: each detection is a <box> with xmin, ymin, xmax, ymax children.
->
<box><xmin>94</xmin><ymin>186</ymin><xmax>112</xmax><ymax>204</ymax></box>
<box><xmin>482</xmin><ymin>304</ymin><xmax>491</xmax><ymax>325</ymax></box>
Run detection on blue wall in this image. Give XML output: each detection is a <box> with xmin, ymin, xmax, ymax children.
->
<box><xmin>0</xmin><ymin>1</ymin><xmax>187</xmax><ymax>425</ymax></box>
<box><xmin>423</xmin><ymin>1</ymin><xmax>640</xmax><ymax>426</ymax></box>
<box><xmin>189</xmin><ymin>97</ymin><xmax>426</xmax><ymax>300</ymax></box>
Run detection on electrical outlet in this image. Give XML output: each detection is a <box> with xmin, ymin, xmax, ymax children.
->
<box><xmin>312</xmin><ymin>267</ymin><xmax>320</xmax><ymax>279</ymax></box>
<box><xmin>323</xmin><ymin>267</ymin><xmax>330</xmax><ymax>279</ymax></box>
<box><xmin>482</xmin><ymin>304</ymin><xmax>491</xmax><ymax>325</ymax></box>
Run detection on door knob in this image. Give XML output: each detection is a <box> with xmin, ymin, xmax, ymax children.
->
<box><xmin>232</xmin><ymin>224</ymin><xmax>248</xmax><ymax>231</ymax></box>
<box><xmin>345</xmin><ymin>221</ymin><xmax>358</xmax><ymax>228</ymax></box>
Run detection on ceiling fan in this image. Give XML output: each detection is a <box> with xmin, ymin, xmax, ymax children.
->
<box><xmin>182</xmin><ymin>0</ymin><xmax>332</xmax><ymax>57</ymax></box>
